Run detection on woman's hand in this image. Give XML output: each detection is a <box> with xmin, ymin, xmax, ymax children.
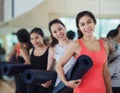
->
<box><xmin>41</xmin><ymin>80</ymin><xmax>52</xmax><ymax>88</ymax></box>
<box><xmin>65</xmin><ymin>79</ymin><xmax>81</xmax><ymax>88</ymax></box>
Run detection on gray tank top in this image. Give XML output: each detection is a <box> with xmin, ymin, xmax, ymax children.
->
<box><xmin>54</xmin><ymin>45</ymin><xmax>76</xmax><ymax>87</ymax></box>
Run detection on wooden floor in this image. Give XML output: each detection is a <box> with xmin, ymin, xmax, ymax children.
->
<box><xmin>0</xmin><ymin>80</ymin><xmax>15</xmax><ymax>93</ymax></box>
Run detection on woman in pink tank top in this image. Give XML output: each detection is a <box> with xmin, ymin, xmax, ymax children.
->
<box><xmin>55</xmin><ymin>11</ymin><xmax>112</xmax><ymax>93</ymax></box>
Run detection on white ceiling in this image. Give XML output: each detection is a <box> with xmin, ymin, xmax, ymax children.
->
<box><xmin>0</xmin><ymin>0</ymin><xmax>120</xmax><ymax>34</ymax></box>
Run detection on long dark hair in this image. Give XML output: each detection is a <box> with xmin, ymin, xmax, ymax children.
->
<box><xmin>107</xmin><ymin>29</ymin><xmax>117</xmax><ymax>38</ymax></box>
<box><xmin>16</xmin><ymin>28</ymin><xmax>32</xmax><ymax>50</ymax></box>
<box><xmin>30</xmin><ymin>27</ymin><xmax>48</xmax><ymax>45</ymax></box>
<box><xmin>16</xmin><ymin>28</ymin><xmax>30</xmax><ymax>43</ymax></box>
<box><xmin>76</xmin><ymin>11</ymin><xmax>96</xmax><ymax>39</ymax></box>
<box><xmin>48</xmin><ymin>19</ymin><xmax>65</xmax><ymax>47</ymax></box>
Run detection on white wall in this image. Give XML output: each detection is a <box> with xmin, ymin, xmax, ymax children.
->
<box><xmin>14</xmin><ymin>0</ymin><xmax>44</xmax><ymax>17</ymax></box>
<box><xmin>4</xmin><ymin>0</ymin><xmax>44</xmax><ymax>22</ymax></box>
<box><xmin>4</xmin><ymin>0</ymin><xmax>12</xmax><ymax>22</ymax></box>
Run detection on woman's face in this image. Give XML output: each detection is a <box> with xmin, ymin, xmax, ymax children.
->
<box><xmin>50</xmin><ymin>23</ymin><xmax>67</xmax><ymax>41</ymax></box>
<box><xmin>30</xmin><ymin>32</ymin><xmax>44</xmax><ymax>47</ymax></box>
<box><xmin>78</xmin><ymin>15</ymin><xmax>95</xmax><ymax>37</ymax></box>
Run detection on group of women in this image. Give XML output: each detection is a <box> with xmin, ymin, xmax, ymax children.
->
<box><xmin>7</xmin><ymin>11</ymin><xmax>113</xmax><ymax>93</ymax></box>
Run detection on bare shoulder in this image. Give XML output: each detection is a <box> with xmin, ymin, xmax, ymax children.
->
<box><xmin>100</xmin><ymin>39</ymin><xmax>108</xmax><ymax>54</ymax></box>
<box><xmin>68</xmin><ymin>40</ymin><xmax>79</xmax><ymax>47</ymax></box>
<box><xmin>49</xmin><ymin>46</ymin><xmax>55</xmax><ymax>51</ymax></box>
<box><xmin>49</xmin><ymin>46</ymin><xmax>55</xmax><ymax>54</ymax></box>
<box><xmin>102</xmin><ymin>38</ymin><xmax>108</xmax><ymax>47</ymax></box>
<box><xmin>67</xmin><ymin>40</ymin><xmax>81</xmax><ymax>56</ymax></box>
<box><xmin>20</xmin><ymin>47</ymin><xmax>27</xmax><ymax>51</ymax></box>
<box><xmin>29</xmin><ymin>48</ymin><xmax>33</xmax><ymax>55</ymax></box>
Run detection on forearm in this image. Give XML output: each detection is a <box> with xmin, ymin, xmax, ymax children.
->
<box><xmin>103</xmin><ymin>67</ymin><xmax>112</xmax><ymax>93</ymax></box>
<box><xmin>55</xmin><ymin>64</ymin><xmax>68</xmax><ymax>85</ymax></box>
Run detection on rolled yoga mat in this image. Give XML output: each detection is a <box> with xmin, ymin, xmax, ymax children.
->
<box><xmin>0</xmin><ymin>61</ymin><xmax>16</xmax><ymax>74</ymax></box>
<box><xmin>68</xmin><ymin>55</ymin><xmax>93</xmax><ymax>80</ymax></box>
<box><xmin>22</xmin><ymin>69</ymin><xmax>57</xmax><ymax>85</ymax></box>
<box><xmin>1</xmin><ymin>63</ymin><xmax>31</xmax><ymax>76</ymax></box>
<box><xmin>52</xmin><ymin>55</ymin><xmax>93</xmax><ymax>93</ymax></box>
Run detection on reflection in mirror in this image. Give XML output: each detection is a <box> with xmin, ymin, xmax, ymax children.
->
<box><xmin>0</xmin><ymin>0</ymin><xmax>120</xmax><ymax>53</ymax></box>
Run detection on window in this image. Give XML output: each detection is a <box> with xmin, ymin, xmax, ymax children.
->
<box><xmin>60</xmin><ymin>17</ymin><xmax>120</xmax><ymax>39</ymax></box>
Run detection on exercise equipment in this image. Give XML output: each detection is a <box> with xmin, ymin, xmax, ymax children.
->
<box><xmin>52</xmin><ymin>55</ymin><xmax>93</xmax><ymax>93</ymax></box>
<box><xmin>0</xmin><ymin>61</ymin><xmax>15</xmax><ymax>74</ymax></box>
<box><xmin>22</xmin><ymin>69</ymin><xmax>57</xmax><ymax>85</ymax></box>
<box><xmin>68</xmin><ymin>55</ymin><xmax>93</xmax><ymax>80</ymax></box>
<box><xmin>1</xmin><ymin>62</ymin><xmax>31</xmax><ymax>76</ymax></box>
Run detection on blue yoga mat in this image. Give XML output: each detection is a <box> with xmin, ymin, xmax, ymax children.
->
<box><xmin>52</xmin><ymin>55</ymin><xmax>93</xmax><ymax>93</ymax></box>
<box><xmin>22</xmin><ymin>69</ymin><xmax>57</xmax><ymax>85</ymax></box>
<box><xmin>0</xmin><ymin>61</ymin><xmax>16</xmax><ymax>74</ymax></box>
<box><xmin>1</xmin><ymin>63</ymin><xmax>31</xmax><ymax>76</ymax></box>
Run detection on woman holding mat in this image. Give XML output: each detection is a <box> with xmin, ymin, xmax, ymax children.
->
<box><xmin>55</xmin><ymin>11</ymin><xmax>112</xmax><ymax>93</ymax></box>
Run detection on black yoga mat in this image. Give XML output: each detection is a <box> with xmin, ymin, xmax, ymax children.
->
<box><xmin>1</xmin><ymin>63</ymin><xmax>31</xmax><ymax>76</ymax></box>
<box><xmin>52</xmin><ymin>55</ymin><xmax>93</xmax><ymax>93</ymax></box>
<box><xmin>68</xmin><ymin>55</ymin><xmax>93</xmax><ymax>80</ymax></box>
<box><xmin>22</xmin><ymin>69</ymin><xmax>57</xmax><ymax>85</ymax></box>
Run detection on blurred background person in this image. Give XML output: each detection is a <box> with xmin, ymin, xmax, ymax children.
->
<box><xmin>107</xmin><ymin>24</ymin><xmax>120</xmax><ymax>93</ymax></box>
<box><xmin>0</xmin><ymin>43</ymin><xmax>6</xmax><ymax>61</ymax></box>
<box><xmin>66</xmin><ymin>30</ymin><xmax>76</xmax><ymax>40</ymax></box>
<box><xmin>7</xmin><ymin>28</ymin><xmax>31</xmax><ymax>93</ymax></box>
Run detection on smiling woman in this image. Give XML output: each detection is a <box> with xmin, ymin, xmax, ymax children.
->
<box><xmin>55</xmin><ymin>11</ymin><xmax>112</xmax><ymax>93</ymax></box>
<box><xmin>0</xmin><ymin>0</ymin><xmax>119</xmax><ymax>56</ymax></box>
<box><xmin>0</xmin><ymin>1</ymin><xmax>120</xmax><ymax>93</ymax></box>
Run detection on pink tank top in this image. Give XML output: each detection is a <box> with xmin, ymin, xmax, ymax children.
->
<box><xmin>74</xmin><ymin>39</ymin><xmax>107</xmax><ymax>93</ymax></box>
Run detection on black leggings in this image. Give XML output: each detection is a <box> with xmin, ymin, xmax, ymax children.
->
<box><xmin>112</xmin><ymin>87</ymin><xmax>120</xmax><ymax>93</ymax></box>
<box><xmin>57</xmin><ymin>87</ymin><xmax>73</xmax><ymax>93</ymax></box>
<box><xmin>15</xmin><ymin>75</ymin><xmax>27</xmax><ymax>93</ymax></box>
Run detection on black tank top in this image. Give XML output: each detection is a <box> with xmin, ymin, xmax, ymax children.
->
<box><xmin>30</xmin><ymin>48</ymin><xmax>49</xmax><ymax>70</ymax></box>
<box><xmin>17</xmin><ymin>56</ymin><xmax>25</xmax><ymax>63</ymax></box>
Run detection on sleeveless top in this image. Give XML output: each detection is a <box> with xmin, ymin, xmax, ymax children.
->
<box><xmin>54</xmin><ymin>45</ymin><xmax>76</xmax><ymax>87</ymax></box>
<box><xmin>74</xmin><ymin>39</ymin><xmax>107</xmax><ymax>93</ymax></box>
<box><xmin>108</xmin><ymin>40</ymin><xmax>120</xmax><ymax>87</ymax></box>
<box><xmin>30</xmin><ymin>48</ymin><xmax>49</xmax><ymax>70</ymax></box>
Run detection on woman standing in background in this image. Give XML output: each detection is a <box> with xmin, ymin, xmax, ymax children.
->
<box><xmin>107</xmin><ymin>24</ymin><xmax>120</xmax><ymax>93</ymax></box>
<box><xmin>7</xmin><ymin>28</ymin><xmax>31</xmax><ymax>93</ymax></box>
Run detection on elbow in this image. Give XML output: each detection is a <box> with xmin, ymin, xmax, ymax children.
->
<box><xmin>55</xmin><ymin>62</ymin><xmax>63</xmax><ymax>72</ymax></box>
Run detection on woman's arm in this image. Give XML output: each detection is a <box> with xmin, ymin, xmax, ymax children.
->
<box><xmin>41</xmin><ymin>47</ymin><xmax>55</xmax><ymax>88</ymax></box>
<box><xmin>103</xmin><ymin>62</ymin><xmax>112</xmax><ymax>93</ymax></box>
<box><xmin>6</xmin><ymin>45</ymin><xmax>16</xmax><ymax>61</ymax></box>
<box><xmin>47</xmin><ymin>47</ymin><xmax>56</xmax><ymax>71</ymax></box>
<box><xmin>108</xmin><ymin>40</ymin><xmax>114</xmax><ymax>55</ymax></box>
<box><xmin>20</xmin><ymin>48</ymin><xmax>30</xmax><ymax>64</ymax></box>
<box><xmin>55</xmin><ymin>42</ymin><xmax>81</xmax><ymax>88</ymax></box>
<box><xmin>103</xmin><ymin>39</ymin><xmax>112</xmax><ymax>93</ymax></box>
